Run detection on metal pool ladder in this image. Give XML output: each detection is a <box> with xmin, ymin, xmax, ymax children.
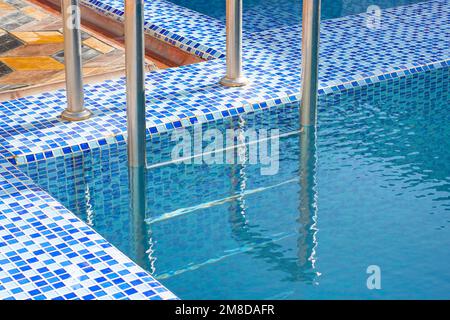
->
<box><xmin>59</xmin><ymin>0</ymin><xmax>322</xmax><ymax>168</ymax></box>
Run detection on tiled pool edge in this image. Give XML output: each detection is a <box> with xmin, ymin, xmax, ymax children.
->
<box><xmin>0</xmin><ymin>153</ymin><xmax>177</xmax><ymax>300</ymax></box>
<box><xmin>5</xmin><ymin>57</ymin><xmax>450</xmax><ymax>167</ymax></box>
<box><xmin>82</xmin><ymin>0</ymin><xmax>226</xmax><ymax>60</ymax></box>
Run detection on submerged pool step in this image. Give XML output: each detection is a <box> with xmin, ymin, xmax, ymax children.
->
<box><xmin>146</xmin><ymin>178</ymin><xmax>298</xmax><ymax>224</ymax></box>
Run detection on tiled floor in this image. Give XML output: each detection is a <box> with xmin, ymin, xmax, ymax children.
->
<box><xmin>0</xmin><ymin>0</ymin><xmax>157</xmax><ymax>94</ymax></box>
<box><xmin>0</xmin><ymin>0</ymin><xmax>448</xmax><ymax>166</ymax></box>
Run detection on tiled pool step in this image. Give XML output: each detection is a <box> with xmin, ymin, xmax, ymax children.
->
<box><xmin>0</xmin><ymin>153</ymin><xmax>177</xmax><ymax>300</ymax></box>
<box><xmin>79</xmin><ymin>0</ymin><xmax>446</xmax><ymax>62</ymax></box>
<box><xmin>0</xmin><ymin>0</ymin><xmax>449</xmax><ymax>166</ymax></box>
<box><xmin>81</xmin><ymin>0</ymin><xmax>227</xmax><ymax>60</ymax></box>
<box><xmin>0</xmin><ymin>0</ymin><xmax>448</xmax><ymax>301</ymax></box>
<box><xmin>15</xmin><ymin>65</ymin><xmax>450</xmax><ymax>297</ymax></box>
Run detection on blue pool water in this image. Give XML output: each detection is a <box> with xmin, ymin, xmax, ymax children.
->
<box><xmin>169</xmin><ymin>0</ymin><xmax>424</xmax><ymax>28</ymax></box>
<box><xmin>21</xmin><ymin>67</ymin><xmax>450</xmax><ymax>299</ymax></box>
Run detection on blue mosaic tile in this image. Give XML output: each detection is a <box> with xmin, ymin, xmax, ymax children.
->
<box><xmin>79</xmin><ymin>0</ymin><xmax>441</xmax><ymax>62</ymax></box>
<box><xmin>0</xmin><ymin>154</ymin><xmax>177</xmax><ymax>300</ymax></box>
<box><xmin>82</xmin><ymin>0</ymin><xmax>226</xmax><ymax>60</ymax></box>
<box><xmin>0</xmin><ymin>0</ymin><xmax>449</xmax><ymax>298</ymax></box>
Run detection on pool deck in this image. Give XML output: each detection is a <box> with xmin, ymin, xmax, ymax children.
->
<box><xmin>0</xmin><ymin>0</ymin><xmax>449</xmax><ymax>300</ymax></box>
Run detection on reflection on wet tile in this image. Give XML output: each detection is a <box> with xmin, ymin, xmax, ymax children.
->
<box><xmin>11</xmin><ymin>31</ymin><xmax>64</xmax><ymax>44</ymax></box>
<box><xmin>0</xmin><ymin>56</ymin><xmax>64</xmax><ymax>70</ymax></box>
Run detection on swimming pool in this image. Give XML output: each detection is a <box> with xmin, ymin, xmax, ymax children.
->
<box><xmin>168</xmin><ymin>0</ymin><xmax>424</xmax><ymax>30</ymax></box>
<box><xmin>20</xmin><ymin>66</ymin><xmax>450</xmax><ymax>299</ymax></box>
